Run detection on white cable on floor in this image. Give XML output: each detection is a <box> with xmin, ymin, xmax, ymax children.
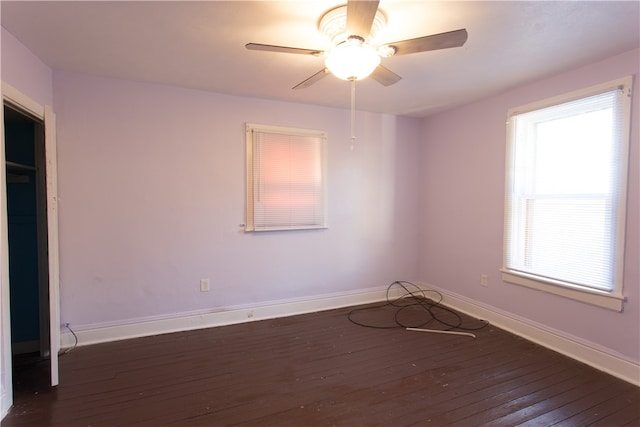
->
<box><xmin>406</xmin><ymin>327</ymin><xmax>476</xmax><ymax>339</ymax></box>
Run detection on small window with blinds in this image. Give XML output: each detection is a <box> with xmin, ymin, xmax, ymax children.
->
<box><xmin>245</xmin><ymin>123</ymin><xmax>327</xmax><ymax>232</ymax></box>
<box><xmin>502</xmin><ymin>76</ymin><xmax>632</xmax><ymax>311</ymax></box>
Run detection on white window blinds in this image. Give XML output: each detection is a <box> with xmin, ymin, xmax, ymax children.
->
<box><xmin>245</xmin><ymin>124</ymin><xmax>327</xmax><ymax>231</ymax></box>
<box><xmin>504</xmin><ymin>76</ymin><xmax>632</xmax><ymax>302</ymax></box>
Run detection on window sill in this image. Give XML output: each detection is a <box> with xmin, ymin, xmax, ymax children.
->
<box><xmin>245</xmin><ymin>225</ymin><xmax>328</xmax><ymax>232</ymax></box>
<box><xmin>501</xmin><ymin>269</ymin><xmax>625</xmax><ymax>312</ymax></box>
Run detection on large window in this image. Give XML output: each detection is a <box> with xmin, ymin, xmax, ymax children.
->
<box><xmin>245</xmin><ymin>123</ymin><xmax>327</xmax><ymax>232</ymax></box>
<box><xmin>503</xmin><ymin>76</ymin><xmax>632</xmax><ymax>311</ymax></box>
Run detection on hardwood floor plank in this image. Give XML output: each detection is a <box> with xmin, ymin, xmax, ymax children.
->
<box><xmin>558</xmin><ymin>383</ymin><xmax>640</xmax><ymax>426</ymax></box>
<box><xmin>479</xmin><ymin>376</ymin><xmax>609</xmax><ymax>426</ymax></box>
<box><xmin>3</xmin><ymin>302</ymin><xmax>638</xmax><ymax>426</ymax></box>
<box><xmin>514</xmin><ymin>380</ymin><xmax>632</xmax><ymax>426</ymax></box>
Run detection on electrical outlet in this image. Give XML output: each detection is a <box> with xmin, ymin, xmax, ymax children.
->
<box><xmin>480</xmin><ymin>274</ymin><xmax>488</xmax><ymax>287</ymax></box>
<box><xmin>200</xmin><ymin>278</ymin><xmax>210</xmax><ymax>292</ymax></box>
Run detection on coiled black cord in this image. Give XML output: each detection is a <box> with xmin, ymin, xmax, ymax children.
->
<box><xmin>347</xmin><ymin>281</ymin><xmax>489</xmax><ymax>332</ymax></box>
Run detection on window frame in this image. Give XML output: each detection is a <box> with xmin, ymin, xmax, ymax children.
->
<box><xmin>502</xmin><ymin>76</ymin><xmax>633</xmax><ymax>312</ymax></box>
<box><xmin>245</xmin><ymin>123</ymin><xmax>328</xmax><ymax>232</ymax></box>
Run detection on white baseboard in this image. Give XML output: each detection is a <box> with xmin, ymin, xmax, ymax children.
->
<box><xmin>424</xmin><ymin>284</ymin><xmax>640</xmax><ymax>386</ymax></box>
<box><xmin>59</xmin><ymin>283</ymin><xmax>639</xmax><ymax>386</ymax></box>
<box><xmin>60</xmin><ymin>286</ymin><xmax>393</xmax><ymax>349</ymax></box>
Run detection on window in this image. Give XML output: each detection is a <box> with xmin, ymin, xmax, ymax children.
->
<box><xmin>245</xmin><ymin>123</ymin><xmax>327</xmax><ymax>231</ymax></box>
<box><xmin>503</xmin><ymin>76</ymin><xmax>632</xmax><ymax>311</ymax></box>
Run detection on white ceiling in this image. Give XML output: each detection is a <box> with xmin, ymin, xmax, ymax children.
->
<box><xmin>2</xmin><ymin>1</ymin><xmax>639</xmax><ymax>118</ymax></box>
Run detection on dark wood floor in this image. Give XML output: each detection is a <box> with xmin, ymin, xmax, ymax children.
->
<box><xmin>3</xmin><ymin>301</ymin><xmax>639</xmax><ymax>426</ymax></box>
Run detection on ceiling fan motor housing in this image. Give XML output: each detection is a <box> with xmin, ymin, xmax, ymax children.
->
<box><xmin>318</xmin><ymin>5</ymin><xmax>387</xmax><ymax>46</ymax></box>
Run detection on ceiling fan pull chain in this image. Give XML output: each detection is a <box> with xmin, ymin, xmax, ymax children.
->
<box><xmin>350</xmin><ymin>78</ymin><xmax>356</xmax><ymax>150</ymax></box>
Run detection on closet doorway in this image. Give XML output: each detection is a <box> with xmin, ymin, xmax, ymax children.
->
<box><xmin>3</xmin><ymin>103</ymin><xmax>50</xmax><ymax>394</ymax></box>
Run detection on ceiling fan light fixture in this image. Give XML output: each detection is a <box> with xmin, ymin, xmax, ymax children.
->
<box><xmin>325</xmin><ymin>36</ymin><xmax>381</xmax><ymax>81</ymax></box>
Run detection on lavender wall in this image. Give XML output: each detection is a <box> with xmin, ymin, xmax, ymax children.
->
<box><xmin>1</xmin><ymin>28</ymin><xmax>53</xmax><ymax>107</ymax></box>
<box><xmin>419</xmin><ymin>49</ymin><xmax>639</xmax><ymax>364</ymax></box>
<box><xmin>4</xmin><ymin>25</ymin><xmax>637</xmax><ymax>366</ymax></box>
<box><xmin>52</xmin><ymin>71</ymin><xmax>421</xmax><ymax>328</ymax></box>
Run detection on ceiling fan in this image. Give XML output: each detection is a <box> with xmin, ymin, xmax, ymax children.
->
<box><xmin>246</xmin><ymin>0</ymin><xmax>468</xmax><ymax>89</ymax></box>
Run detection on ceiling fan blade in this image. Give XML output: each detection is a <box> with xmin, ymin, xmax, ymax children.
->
<box><xmin>245</xmin><ymin>43</ymin><xmax>323</xmax><ymax>56</ymax></box>
<box><xmin>370</xmin><ymin>65</ymin><xmax>402</xmax><ymax>86</ymax></box>
<box><xmin>292</xmin><ymin>69</ymin><xmax>330</xmax><ymax>90</ymax></box>
<box><xmin>346</xmin><ymin>0</ymin><xmax>379</xmax><ymax>37</ymax></box>
<box><xmin>387</xmin><ymin>29</ymin><xmax>468</xmax><ymax>56</ymax></box>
